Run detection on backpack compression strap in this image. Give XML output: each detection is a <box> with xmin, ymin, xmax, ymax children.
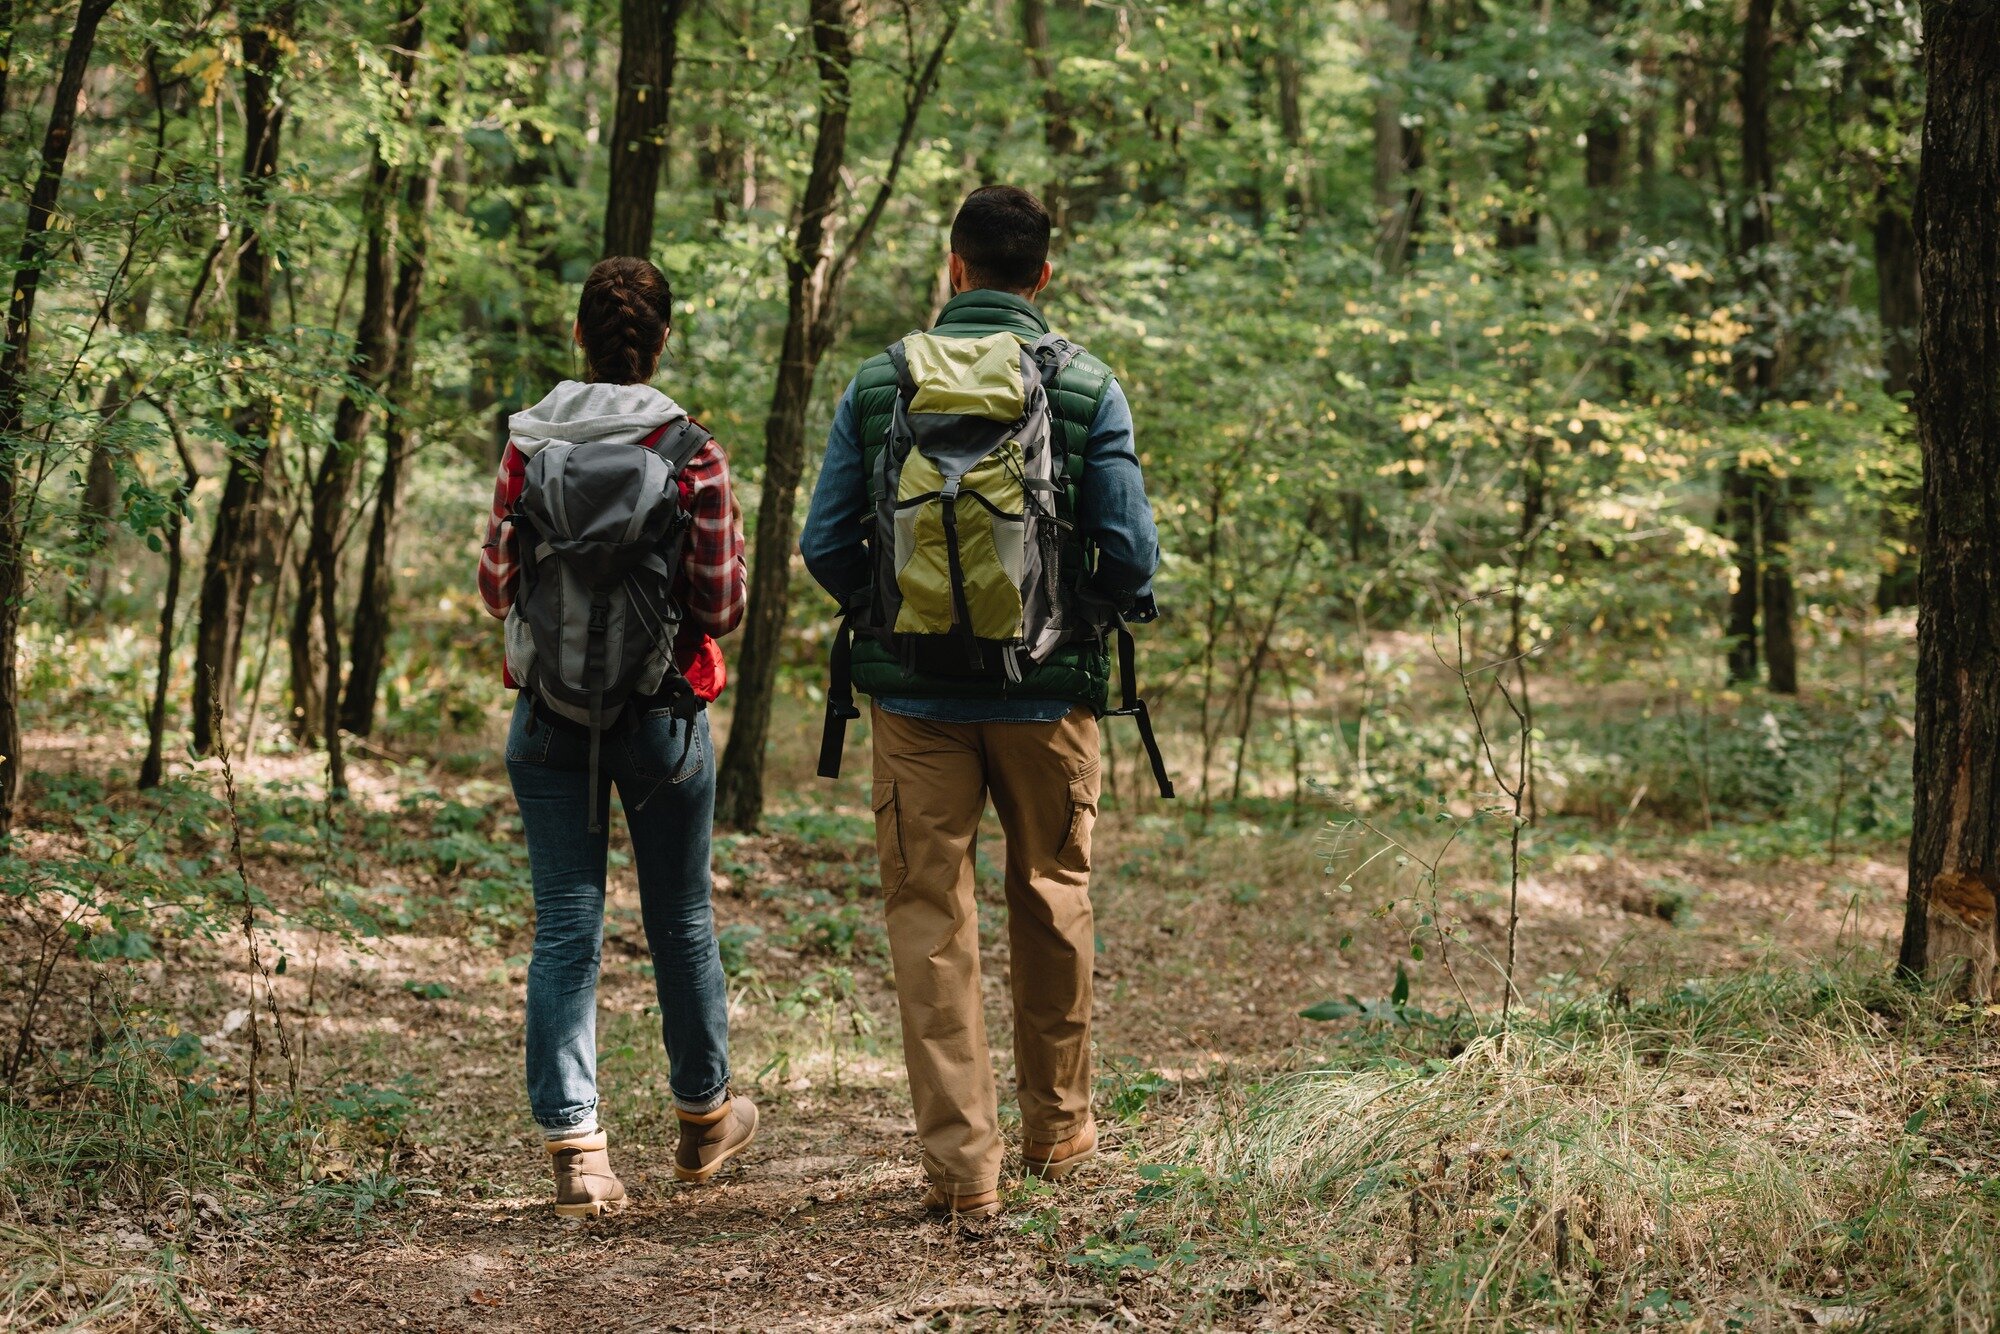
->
<box><xmin>585</xmin><ymin>589</ymin><xmax>611</xmax><ymax>832</ymax></box>
<box><xmin>1109</xmin><ymin>615</ymin><xmax>1175</xmax><ymax>800</ymax></box>
<box><xmin>816</xmin><ymin>591</ymin><xmax>867</xmax><ymax>780</ymax></box>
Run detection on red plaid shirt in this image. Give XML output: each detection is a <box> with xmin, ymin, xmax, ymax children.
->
<box><xmin>477</xmin><ymin>424</ymin><xmax>746</xmax><ymax>701</ymax></box>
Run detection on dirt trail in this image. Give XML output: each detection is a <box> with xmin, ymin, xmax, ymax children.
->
<box><xmin>176</xmin><ymin>761</ymin><xmax>1904</xmax><ymax>1332</ymax></box>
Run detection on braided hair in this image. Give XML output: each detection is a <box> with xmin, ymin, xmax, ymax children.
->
<box><xmin>576</xmin><ymin>256</ymin><xmax>673</xmax><ymax>384</ymax></box>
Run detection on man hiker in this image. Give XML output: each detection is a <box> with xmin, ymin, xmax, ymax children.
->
<box><xmin>800</xmin><ymin>185</ymin><xmax>1165</xmax><ymax>1218</ymax></box>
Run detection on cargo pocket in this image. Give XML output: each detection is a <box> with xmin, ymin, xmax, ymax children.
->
<box><xmin>1056</xmin><ymin>763</ymin><xmax>1098</xmax><ymax>874</ymax></box>
<box><xmin>873</xmin><ymin>779</ymin><xmax>908</xmax><ymax>896</ymax></box>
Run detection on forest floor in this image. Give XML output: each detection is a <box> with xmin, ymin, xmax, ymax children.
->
<box><xmin>4</xmin><ymin>702</ymin><xmax>1982</xmax><ymax>1332</ymax></box>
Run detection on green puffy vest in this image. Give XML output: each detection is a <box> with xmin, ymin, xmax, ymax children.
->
<box><xmin>846</xmin><ymin>290</ymin><xmax>1116</xmax><ymax>711</ymax></box>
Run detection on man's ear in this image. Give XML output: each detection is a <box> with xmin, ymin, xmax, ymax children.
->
<box><xmin>573</xmin><ymin>319</ymin><xmax>584</xmax><ymax>348</ymax></box>
<box><xmin>1031</xmin><ymin>260</ymin><xmax>1052</xmax><ymax>298</ymax></box>
<box><xmin>947</xmin><ymin>252</ymin><xmax>968</xmax><ymax>294</ymax></box>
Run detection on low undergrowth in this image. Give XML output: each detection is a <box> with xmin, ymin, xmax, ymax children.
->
<box><xmin>1114</xmin><ymin>965</ymin><xmax>2000</xmax><ymax>1329</ymax></box>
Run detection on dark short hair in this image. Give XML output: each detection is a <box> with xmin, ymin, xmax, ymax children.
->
<box><xmin>576</xmin><ymin>256</ymin><xmax>673</xmax><ymax>384</ymax></box>
<box><xmin>949</xmin><ymin>186</ymin><xmax>1051</xmax><ymax>292</ymax></box>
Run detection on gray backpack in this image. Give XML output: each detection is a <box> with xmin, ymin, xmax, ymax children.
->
<box><xmin>504</xmin><ymin>417</ymin><xmax>710</xmax><ymax>830</ymax></box>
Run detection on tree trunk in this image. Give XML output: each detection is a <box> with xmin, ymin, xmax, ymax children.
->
<box><xmin>287</xmin><ymin>4</ymin><xmax>419</xmax><ymax>749</ymax></box>
<box><xmin>191</xmin><ymin>4</ymin><xmax>295</xmax><ymax>755</ymax></box>
<box><xmin>1488</xmin><ymin>74</ymin><xmax>1540</xmax><ymax>251</ymax></box>
<box><xmin>1722</xmin><ymin>0</ymin><xmax>1796</xmax><ymax>692</ymax></box>
<box><xmin>1760</xmin><ymin>476</ymin><xmax>1800</xmax><ymax>695</ymax></box>
<box><xmin>714</xmin><ymin>0</ymin><xmax>858</xmax><ymax>833</ymax></box>
<box><xmin>1723</xmin><ymin>466</ymin><xmax>1761</xmax><ymax>683</ymax></box>
<box><xmin>1373</xmin><ymin>0</ymin><xmax>1423</xmax><ymax>269</ymax></box>
<box><xmin>0</xmin><ymin>0</ymin><xmax>115</xmax><ymax>835</ymax></box>
<box><xmin>343</xmin><ymin>148</ymin><xmax>441</xmax><ymax>736</ymax></box>
<box><xmin>1632</xmin><ymin>36</ymin><xmax>1661</xmax><ymax>208</ymax></box>
<box><xmin>713</xmin><ymin>1</ymin><xmax>958</xmax><ymax>830</ymax></box>
<box><xmin>140</xmin><ymin>407</ymin><xmax>198</xmax><ymax>790</ymax></box>
<box><xmin>602</xmin><ymin>0</ymin><xmax>691</xmax><ymax>258</ymax></box>
<box><xmin>1584</xmin><ymin>0</ymin><xmax>1625</xmax><ymax>256</ymax></box>
<box><xmin>1272</xmin><ymin>6</ymin><xmax>1310</xmax><ymax>222</ymax></box>
<box><xmin>289</xmin><ymin>150</ymin><xmax>399</xmax><ymax>743</ymax></box>
<box><xmin>1899</xmin><ymin>0</ymin><xmax>2000</xmax><ymax>998</ymax></box>
<box><xmin>1020</xmin><ymin>0</ymin><xmax>1079</xmax><ymax>234</ymax></box>
<box><xmin>491</xmin><ymin>0</ymin><xmax>565</xmax><ymax>461</ymax></box>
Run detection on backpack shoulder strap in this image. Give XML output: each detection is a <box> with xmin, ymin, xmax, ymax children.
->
<box><xmin>884</xmin><ymin>331</ymin><xmax>922</xmax><ymax>400</ymax></box>
<box><xmin>648</xmin><ymin>416</ymin><xmax>713</xmax><ymax>476</ymax></box>
<box><xmin>1029</xmin><ymin>332</ymin><xmax>1083</xmax><ymax>388</ymax></box>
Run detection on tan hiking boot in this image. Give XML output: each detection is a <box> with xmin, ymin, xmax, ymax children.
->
<box><xmin>547</xmin><ymin>1129</ymin><xmax>627</xmax><ymax>1218</ymax></box>
<box><xmin>920</xmin><ymin>1184</ymin><xmax>1002</xmax><ymax>1219</ymax></box>
<box><xmin>673</xmin><ymin>1094</ymin><xmax>758</xmax><ymax>1183</ymax></box>
<box><xmin>1023</xmin><ymin>1118</ymin><xmax>1098</xmax><ymax>1181</ymax></box>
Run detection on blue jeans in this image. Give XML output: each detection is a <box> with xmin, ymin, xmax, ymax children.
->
<box><xmin>505</xmin><ymin>692</ymin><xmax>731</xmax><ymax>1132</ymax></box>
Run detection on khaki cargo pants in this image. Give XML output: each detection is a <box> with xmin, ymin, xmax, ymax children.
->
<box><xmin>870</xmin><ymin>704</ymin><xmax>1100</xmax><ymax>1195</ymax></box>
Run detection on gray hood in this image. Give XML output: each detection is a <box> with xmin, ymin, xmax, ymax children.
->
<box><xmin>506</xmin><ymin>380</ymin><xmax>686</xmax><ymax>457</ymax></box>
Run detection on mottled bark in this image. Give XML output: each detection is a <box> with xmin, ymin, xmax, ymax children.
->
<box><xmin>1900</xmin><ymin>0</ymin><xmax>2000</xmax><ymax>996</ymax></box>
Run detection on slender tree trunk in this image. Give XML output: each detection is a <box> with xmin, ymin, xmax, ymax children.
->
<box><xmin>287</xmin><ymin>4</ymin><xmax>419</xmax><ymax>747</ymax></box>
<box><xmin>191</xmin><ymin>4</ymin><xmax>295</xmax><ymax>755</ymax></box>
<box><xmin>1584</xmin><ymin>0</ymin><xmax>1625</xmax><ymax>256</ymax></box>
<box><xmin>343</xmin><ymin>149</ymin><xmax>441</xmax><ymax>736</ymax></box>
<box><xmin>1723</xmin><ymin>0</ymin><xmax>1794</xmax><ymax>691</ymax></box>
<box><xmin>1723</xmin><ymin>467</ymin><xmax>1761</xmax><ymax>682</ymax></box>
<box><xmin>1272</xmin><ymin>6</ymin><xmax>1310</xmax><ymax>222</ymax></box>
<box><xmin>1374</xmin><ymin>0</ymin><xmax>1423</xmax><ymax>269</ymax></box>
<box><xmin>492</xmin><ymin>0</ymin><xmax>564</xmax><ymax>460</ymax></box>
<box><xmin>300</xmin><ymin>4</ymin><xmax>422</xmax><ymax>791</ymax></box>
<box><xmin>1020</xmin><ymin>0</ymin><xmax>1078</xmax><ymax>234</ymax></box>
<box><xmin>715</xmin><ymin>0</ymin><xmax>858</xmax><ymax>832</ymax></box>
<box><xmin>1488</xmin><ymin>73</ymin><xmax>1540</xmax><ymax>251</ymax></box>
<box><xmin>602</xmin><ymin>0</ymin><xmax>691</xmax><ymax>258</ymax></box>
<box><xmin>0</xmin><ymin>0</ymin><xmax>116</xmax><ymax>835</ymax></box>
<box><xmin>1899</xmin><ymin>0</ymin><xmax>2000</xmax><ymax>997</ymax></box>
<box><xmin>140</xmin><ymin>407</ymin><xmax>198</xmax><ymax>790</ymax></box>
<box><xmin>1760</xmin><ymin>476</ymin><xmax>1800</xmax><ymax>695</ymax></box>
<box><xmin>713</xmin><ymin>1</ymin><xmax>957</xmax><ymax>829</ymax></box>
<box><xmin>289</xmin><ymin>148</ymin><xmax>399</xmax><ymax>742</ymax></box>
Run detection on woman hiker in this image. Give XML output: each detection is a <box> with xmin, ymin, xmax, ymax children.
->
<box><xmin>477</xmin><ymin>256</ymin><xmax>759</xmax><ymax>1216</ymax></box>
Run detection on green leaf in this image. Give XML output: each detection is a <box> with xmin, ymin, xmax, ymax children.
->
<box><xmin>1300</xmin><ymin>998</ymin><xmax>1362</xmax><ymax>1021</ymax></box>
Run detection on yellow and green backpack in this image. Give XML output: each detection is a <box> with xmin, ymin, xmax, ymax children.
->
<box><xmin>866</xmin><ymin>328</ymin><xmax>1079</xmax><ymax>680</ymax></box>
<box><xmin>816</xmin><ymin>327</ymin><xmax>1174</xmax><ymax>800</ymax></box>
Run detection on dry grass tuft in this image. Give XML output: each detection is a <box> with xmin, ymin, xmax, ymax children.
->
<box><xmin>1159</xmin><ymin>969</ymin><xmax>2000</xmax><ymax>1327</ymax></box>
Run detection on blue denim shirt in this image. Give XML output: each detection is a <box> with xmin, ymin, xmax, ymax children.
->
<box><xmin>801</xmin><ymin>374</ymin><xmax>1160</xmax><ymax>724</ymax></box>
